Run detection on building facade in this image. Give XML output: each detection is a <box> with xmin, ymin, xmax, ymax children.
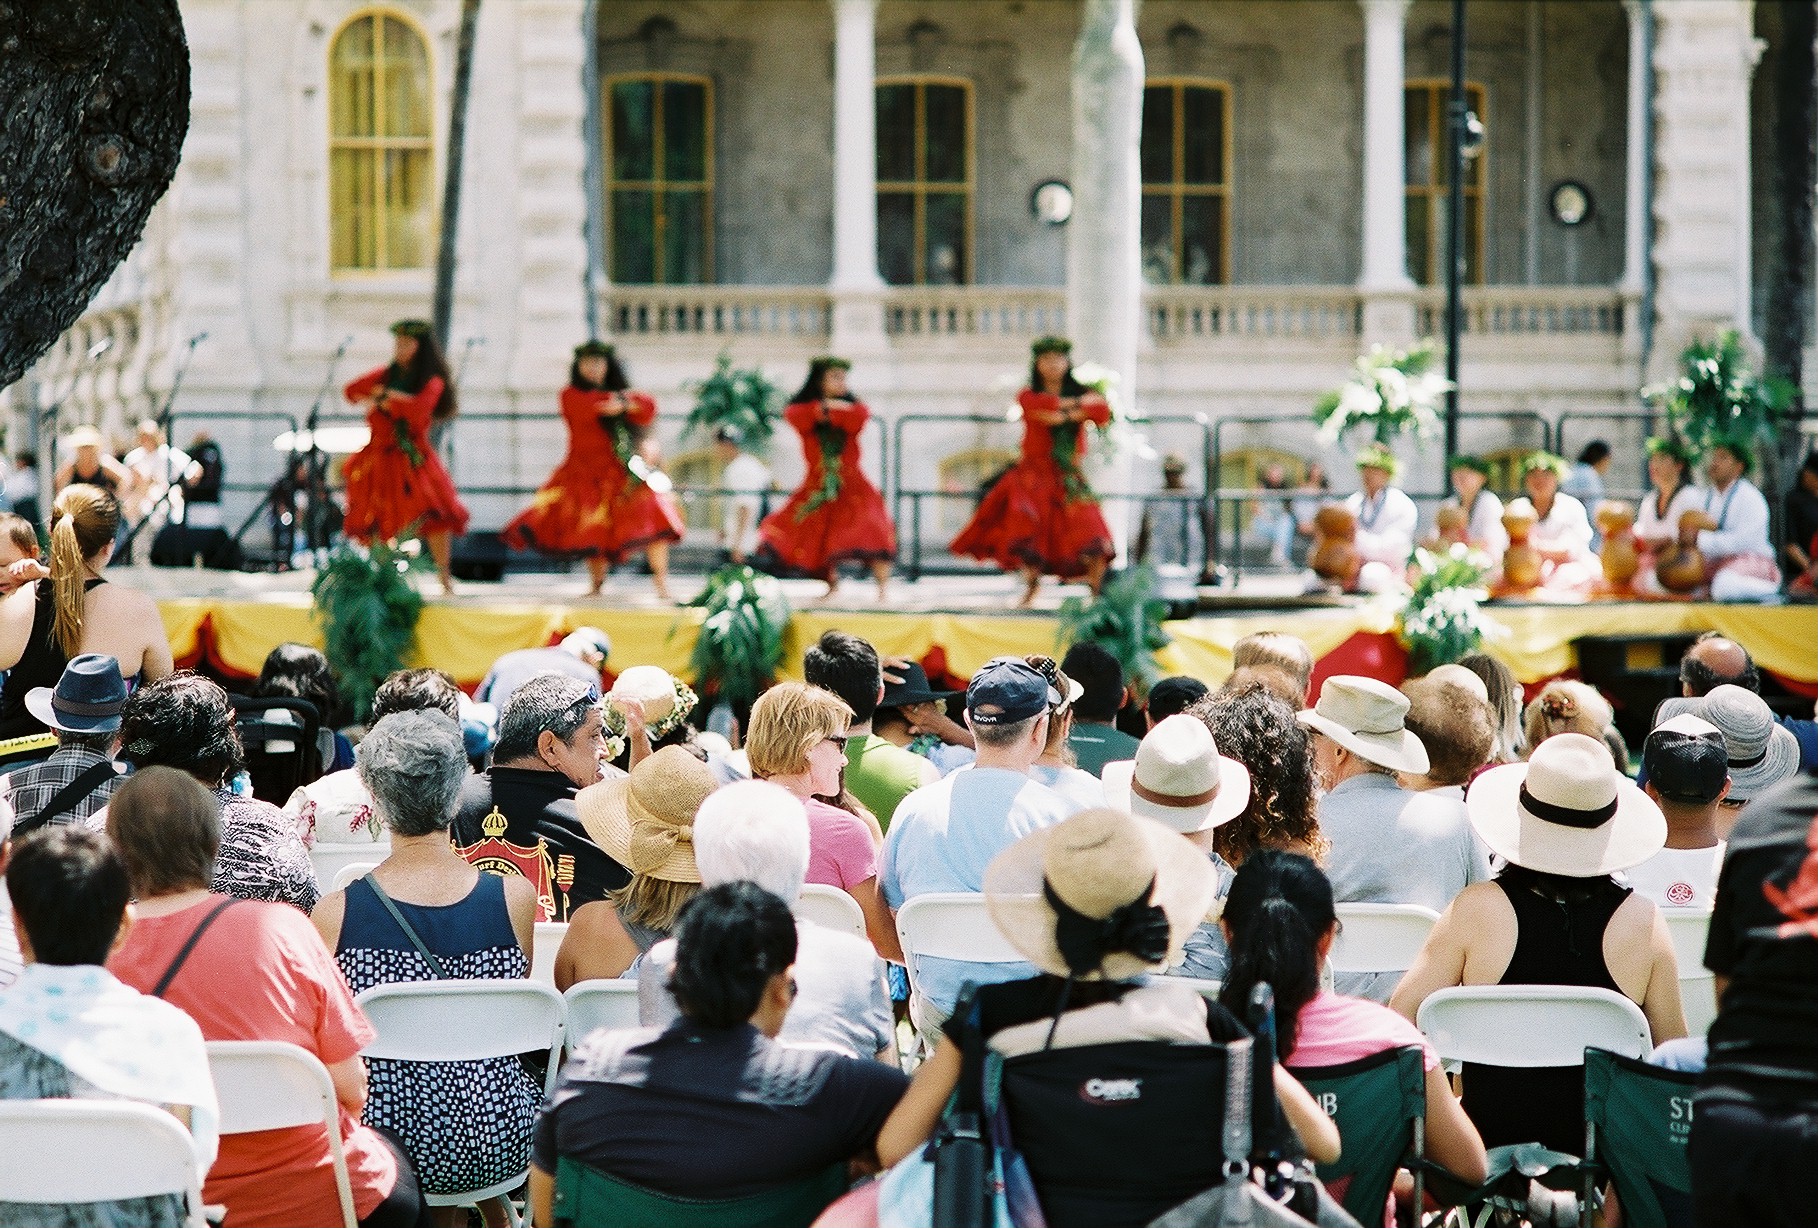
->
<box><xmin>5</xmin><ymin>0</ymin><xmax>1806</xmax><ymax>562</ymax></box>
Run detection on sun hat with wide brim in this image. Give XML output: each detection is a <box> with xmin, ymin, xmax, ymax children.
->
<box><xmin>577</xmin><ymin>745</ymin><xmax>719</xmax><ymax>883</ymax></box>
<box><xmin>984</xmin><ymin>807</ymin><xmax>1218</xmax><ymax>982</ymax></box>
<box><xmin>1102</xmin><ymin>714</ymin><xmax>1251</xmax><ymax>834</ymax></box>
<box><xmin>1657</xmin><ymin>685</ymin><xmax>1801</xmax><ymax>802</ymax></box>
<box><xmin>25</xmin><ymin>653</ymin><xmax>127</xmax><ymax>735</ymax></box>
<box><xmin>1467</xmin><ymin>732</ymin><xmax>1665</xmax><ymax>877</ymax></box>
<box><xmin>64</xmin><ymin>425</ymin><xmax>105</xmax><ymax>450</ymax></box>
<box><xmin>1297</xmin><ymin>675</ymin><xmax>1430</xmax><ymax>775</ymax></box>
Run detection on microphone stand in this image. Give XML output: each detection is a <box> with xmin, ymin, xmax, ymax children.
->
<box><xmin>300</xmin><ymin>336</ymin><xmax>353</xmax><ymax>557</ymax></box>
<box><xmin>118</xmin><ymin>332</ymin><xmax>207</xmax><ymax>558</ymax></box>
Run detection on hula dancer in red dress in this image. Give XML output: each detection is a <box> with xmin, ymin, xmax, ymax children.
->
<box><xmin>951</xmin><ymin>336</ymin><xmax>1114</xmax><ymax>606</ymax></box>
<box><xmin>759</xmin><ymin>356</ymin><xmax>895</xmax><ymax>602</ymax></box>
<box><xmin>341</xmin><ymin>320</ymin><xmax>468</xmax><ymax>593</ymax></box>
<box><xmin>503</xmin><ymin>341</ymin><xmax>683</xmax><ymax>599</ymax></box>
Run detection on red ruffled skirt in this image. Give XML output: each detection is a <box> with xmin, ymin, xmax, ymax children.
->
<box><xmin>504</xmin><ymin>457</ymin><xmax>684</xmax><ymax>562</ymax></box>
<box><xmin>951</xmin><ymin>459</ymin><xmax>1114</xmax><ymax>578</ymax></box>
<box><xmin>760</xmin><ymin>471</ymin><xmax>896</xmax><ymax>575</ymax></box>
<box><xmin>343</xmin><ymin>443</ymin><xmax>469</xmax><ymax>542</ymax></box>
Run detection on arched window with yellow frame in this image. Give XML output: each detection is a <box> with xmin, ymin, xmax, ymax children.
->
<box><xmin>876</xmin><ymin>76</ymin><xmax>973</xmax><ymax>286</ymax></box>
<box><xmin>604</xmin><ymin>74</ymin><xmax>714</xmax><ymax>284</ymax></box>
<box><xmin>1405</xmin><ymin>80</ymin><xmax>1487</xmax><ymax>286</ymax></box>
<box><xmin>329</xmin><ymin>9</ymin><xmax>434</xmax><ymax>272</ymax></box>
<box><xmin>1141</xmin><ymin>79</ymin><xmax>1232</xmax><ymax>285</ymax></box>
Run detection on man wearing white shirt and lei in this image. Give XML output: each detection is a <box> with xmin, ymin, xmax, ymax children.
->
<box><xmin>1691</xmin><ymin>439</ymin><xmax>1780</xmax><ymax>601</ymax></box>
<box><xmin>1345</xmin><ymin>445</ymin><xmax>1418</xmax><ymax>593</ymax></box>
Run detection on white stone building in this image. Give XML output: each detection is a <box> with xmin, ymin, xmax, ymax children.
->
<box><xmin>5</xmin><ymin>0</ymin><xmax>1809</xmax><ymax>569</ymax></box>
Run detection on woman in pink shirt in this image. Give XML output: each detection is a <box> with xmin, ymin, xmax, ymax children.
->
<box><xmin>1220</xmin><ymin>852</ymin><xmax>1487</xmax><ymax>1203</ymax></box>
<box><xmin>105</xmin><ymin>767</ymin><xmax>430</xmax><ymax>1228</ymax></box>
<box><xmin>745</xmin><ymin>682</ymin><xmax>901</xmax><ymax>961</ymax></box>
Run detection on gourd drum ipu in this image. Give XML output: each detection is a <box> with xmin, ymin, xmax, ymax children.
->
<box><xmin>1596</xmin><ymin>501</ymin><xmax>1639</xmax><ymax>589</ymax></box>
<box><xmin>1310</xmin><ymin>504</ymin><xmax>1360</xmax><ymax>587</ymax></box>
<box><xmin>1655</xmin><ymin>510</ymin><xmax>1718</xmax><ymax>594</ymax></box>
<box><xmin>1500</xmin><ymin>506</ymin><xmax>1542</xmax><ymax>591</ymax></box>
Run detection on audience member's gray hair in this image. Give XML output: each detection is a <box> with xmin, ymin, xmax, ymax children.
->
<box><xmin>357</xmin><ymin>711</ymin><xmax>468</xmax><ymax>837</ymax></box>
<box><xmin>692</xmin><ymin>780</ymin><xmax>811</xmax><ymax>904</ymax></box>
<box><xmin>494</xmin><ymin>673</ymin><xmax>597</xmax><ymax>763</ymax></box>
<box><xmin>971</xmin><ymin>711</ymin><xmax>1044</xmax><ymax>750</ymax></box>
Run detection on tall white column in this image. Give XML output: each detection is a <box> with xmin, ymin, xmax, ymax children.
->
<box><xmin>828</xmin><ymin>0</ymin><xmax>884</xmax><ymax>352</ymax></box>
<box><xmin>1359</xmin><ymin>0</ymin><xmax>1413</xmax><ymax>291</ymax></box>
<box><xmin>1067</xmin><ymin>0</ymin><xmax>1143</xmax><ymax>557</ymax></box>
<box><xmin>1619</xmin><ymin>0</ymin><xmax>1649</xmax><ymax>294</ymax></box>
<box><xmin>830</xmin><ymin>0</ymin><xmax>882</xmax><ymax>290</ymax></box>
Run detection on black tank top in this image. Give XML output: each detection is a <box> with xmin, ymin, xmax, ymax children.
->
<box><xmin>1461</xmin><ymin>868</ymin><xmax>1632</xmax><ymax>1153</ymax></box>
<box><xmin>70</xmin><ymin>461</ymin><xmax>119</xmax><ymax>496</ymax></box>
<box><xmin>0</xmin><ymin>578</ymin><xmax>107</xmax><ymax>740</ymax></box>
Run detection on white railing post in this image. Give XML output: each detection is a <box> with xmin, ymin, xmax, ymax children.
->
<box><xmin>1359</xmin><ymin>0</ymin><xmax>1417</xmax><ymax>345</ymax></box>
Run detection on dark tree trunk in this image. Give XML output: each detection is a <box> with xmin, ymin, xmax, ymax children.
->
<box><xmin>0</xmin><ymin>0</ymin><xmax>190</xmax><ymax>389</ymax></box>
<box><xmin>433</xmin><ymin>0</ymin><xmax>483</xmax><ymax>348</ymax></box>
<box><xmin>1765</xmin><ymin>0</ymin><xmax>1817</xmax><ymax>424</ymax></box>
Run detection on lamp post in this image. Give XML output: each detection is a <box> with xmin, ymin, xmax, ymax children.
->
<box><xmin>1442</xmin><ymin>0</ymin><xmax>1468</xmax><ymax>472</ymax></box>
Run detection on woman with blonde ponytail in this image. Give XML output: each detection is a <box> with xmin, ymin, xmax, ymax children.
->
<box><xmin>0</xmin><ymin>484</ymin><xmax>172</xmax><ymax>738</ymax></box>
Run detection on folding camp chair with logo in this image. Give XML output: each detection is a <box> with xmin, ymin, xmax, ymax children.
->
<box><xmin>1292</xmin><ymin>1045</ymin><xmax>1427</xmax><ymax>1228</ymax></box>
<box><xmin>1582</xmin><ymin>1048</ymin><xmax>1697</xmax><ymax>1228</ymax></box>
<box><xmin>551</xmin><ymin>1159</ymin><xmax>847</xmax><ymax>1228</ymax></box>
<box><xmin>232</xmin><ymin>696</ymin><xmax>323</xmax><ymax>805</ymax></box>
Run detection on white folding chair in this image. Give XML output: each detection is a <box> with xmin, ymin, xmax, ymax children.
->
<box><xmin>355</xmin><ymin>980</ymin><xmax>565</xmax><ymax>1226</ymax></box>
<box><xmin>895</xmin><ymin>893</ymin><xmax>1028</xmax><ymax>1034</ymax></box>
<box><xmin>532</xmin><ymin>920</ymin><xmax>569</xmax><ymax>988</ymax></box>
<box><xmin>207</xmin><ymin>1041</ymin><xmax>356</xmax><ymax>1228</ymax></box>
<box><xmin>329</xmin><ymin>861</ymin><xmax>380</xmax><ymax>893</ymax></box>
<box><xmin>562</xmin><ymin>979</ymin><xmax>644</xmax><ymax>1045</ymax></box>
<box><xmin>1416</xmin><ymin>985</ymin><xmax>1652</xmax><ymax>1075</ymax></box>
<box><xmin>794</xmin><ymin>884</ymin><xmax>868</xmax><ymax>939</ymax></box>
<box><xmin>1663</xmin><ymin>908</ymin><xmax>1717</xmax><ymax>1035</ymax></box>
<box><xmin>311</xmin><ymin>842</ymin><xmax>390</xmax><ymax>891</ymax></box>
<box><xmin>0</xmin><ymin>1100</ymin><xmax>207</xmax><ymax>1227</ymax></box>
<box><xmin>1330</xmin><ymin>902</ymin><xmax>1441</xmax><ymax>975</ymax></box>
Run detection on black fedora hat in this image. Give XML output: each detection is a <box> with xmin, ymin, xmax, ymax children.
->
<box><xmin>27</xmin><ymin>654</ymin><xmax>128</xmax><ymax>735</ymax></box>
<box><xmin>881</xmin><ymin>660</ymin><xmax>957</xmax><ymax>709</ymax></box>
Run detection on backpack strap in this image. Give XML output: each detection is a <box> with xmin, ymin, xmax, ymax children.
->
<box><xmin>14</xmin><ymin>759</ymin><xmax>120</xmax><ymax>836</ymax></box>
<box><xmin>152</xmin><ymin>897</ymin><xmax>241</xmax><ymax>998</ymax></box>
<box><xmin>361</xmin><ymin>874</ymin><xmax>449</xmax><ymax>979</ymax></box>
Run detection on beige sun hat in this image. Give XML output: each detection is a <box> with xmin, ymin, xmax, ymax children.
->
<box><xmin>1297</xmin><ymin>675</ymin><xmax>1431</xmax><ymax>775</ymax></box>
<box><xmin>1466</xmin><ymin>732</ymin><xmax>1665</xmax><ymax>877</ymax></box>
<box><xmin>576</xmin><ymin>745</ymin><xmax>719</xmax><ymax>883</ymax></box>
<box><xmin>984</xmin><ymin>807</ymin><xmax>1218</xmax><ymax>982</ymax></box>
<box><xmin>65</xmin><ymin>425</ymin><xmax>105</xmax><ymax>450</ymax></box>
<box><xmin>1101</xmin><ymin>714</ymin><xmax>1251</xmax><ymax>833</ymax></box>
<box><xmin>1656</xmin><ymin>684</ymin><xmax>1800</xmax><ymax>803</ymax></box>
<box><xmin>609</xmin><ymin>665</ymin><xmax>679</xmax><ymax>723</ymax></box>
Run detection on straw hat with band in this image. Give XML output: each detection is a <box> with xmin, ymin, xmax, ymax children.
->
<box><xmin>577</xmin><ymin>745</ymin><xmax>719</xmax><ymax>884</ymax></box>
<box><xmin>65</xmin><ymin>425</ymin><xmax>105</xmax><ymax>450</ymax></box>
<box><xmin>1466</xmin><ymin>732</ymin><xmax>1665</xmax><ymax>877</ymax></box>
<box><xmin>1656</xmin><ymin>685</ymin><xmax>1800</xmax><ymax>802</ymax></box>
<box><xmin>984</xmin><ymin>807</ymin><xmax>1218</xmax><ymax>984</ymax></box>
<box><xmin>1102</xmin><ymin>714</ymin><xmax>1251</xmax><ymax>834</ymax></box>
<box><xmin>605</xmin><ymin>666</ymin><xmax>699</xmax><ymax>743</ymax></box>
<box><xmin>1297</xmin><ymin>675</ymin><xmax>1430</xmax><ymax>775</ymax></box>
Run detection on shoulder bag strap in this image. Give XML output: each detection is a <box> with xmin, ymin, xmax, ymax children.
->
<box><xmin>361</xmin><ymin>874</ymin><xmax>449</xmax><ymax>979</ymax></box>
<box><xmin>14</xmin><ymin>759</ymin><xmax>121</xmax><ymax>836</ymax></box>
<box><xmin>152</xmin><ymin>897</ymin><xmax>241</xmax><ymax>998</ymax></box>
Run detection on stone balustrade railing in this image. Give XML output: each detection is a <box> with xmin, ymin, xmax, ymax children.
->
<box><xmin>598</xmin><ymin>284</ymin><xmax>1637</xmax><ymax>346</ymax></box>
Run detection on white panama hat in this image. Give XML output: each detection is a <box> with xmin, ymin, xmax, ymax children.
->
<box><xmin>1101</xmin><ymin>714</ymin><xmax>1251</xmax><ymax>834</ymax></box>
<box><xmin>1297</xmin><ymin>675</ymin><xmax>1430</xmax><ymax>775</ymax></box>
<box><xmin>1467</xmin><ymin>732</ymin><xmax>1666</xmax><ymax>877</ymax></box>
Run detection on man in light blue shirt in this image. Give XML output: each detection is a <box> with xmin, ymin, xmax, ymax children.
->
<box><xmin>882</xmin><ymin>658</ymin><xmax>1074</xmax><ymax>1025</ymax></box>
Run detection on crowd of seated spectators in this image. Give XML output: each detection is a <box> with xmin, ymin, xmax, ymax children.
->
<box><xmin>0</xmin><ymin>609</ymin><xmax>1812</xmax><ymax>1228</ymax></box>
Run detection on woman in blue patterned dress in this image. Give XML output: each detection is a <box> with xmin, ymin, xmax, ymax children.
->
<box><xmin>311</xmin><ymin>711</ymin><xmax>540</xmax><ymax>1227</ymax></box>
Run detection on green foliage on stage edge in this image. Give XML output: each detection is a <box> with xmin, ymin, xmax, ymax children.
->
<box><xmin>1397</xmin><ymin>543</ymin><xmax>1496</xmax><ymax>676</ymax></box>
<box><xmin>676</xmin><ymin>564</ymin><xmax>791</xmax><ymax>710</ymax></box>
<box><xmin>311</xmin><ymin>540</ymin><xmax>425</xmax><ymax>722</ymax></box>
<box><xmin>1314</xmin><ymin>338</ymin><xmax>1452</xmax><ymax>448</ymax></box>
<box><xmin>1057</xmin><ymin>564</ymin><xmax>1172</xmax><ymax>697</ymax></box>
<box><xmin>1645</xmin><ymin>330</ymin><xmax>1792</xmax><ymax>457</ymax></box>
<box><xmin>684</xmin><ymin>352</ymin><xmax>781</xmax><ymax>451</ymax></box>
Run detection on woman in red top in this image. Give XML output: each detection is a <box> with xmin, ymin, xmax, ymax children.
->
<box><xmin>504</xmin><ymin>342</ymin><xmax>683</xmax><ymax>599</ymax></box>
<box><xmin>952</xmin><ymin>336</ymin><xmax>1114</xmax><ymax>606</ymax></box>
<box><xmin>759</xmin><ymin>356</ymin><xmax>895</xmax><ymax>602</ymax></box>
<box><xmin>341</xmin><ymin>320</ymin><xmax>468</xmax><ymax>594</ymax></box>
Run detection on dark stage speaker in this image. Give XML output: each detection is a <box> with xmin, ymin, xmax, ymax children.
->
<box><xmin>151</xmin><ymin>524</ymin><xmax>243</xmax><ymax>570</ymax></box>
<box><xmin>452</xmin><ymin>531</ymin><xmax>508</xmax><ymax>582</ymax></box>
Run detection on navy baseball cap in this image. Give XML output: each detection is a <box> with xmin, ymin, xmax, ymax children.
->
<box><xmin>966</xmin><ymin>657</ymin><xmax>1059</xmax><ymax>725</ymax></box>
<box><xmin>1643</xmin><ymin>714</ymin><xmax>1729</xmax><ymax>805</ymax></box>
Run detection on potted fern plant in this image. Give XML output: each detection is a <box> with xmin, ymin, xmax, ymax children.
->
<box><xmin>676</xmin><ymin>564</ymin><xmax>791</xmax><ymax>731</ymax></box>
<box><xmin>684</xmin><ymin>352</ymin><xmax>781</xmax><ymax>449</ymax></box>
<box><xmin>1056</xmin><ymin>565</ymin><xmax>1173</xmax><ymax>697</ymax></box>
<box><xmin>311</xmin><ymin>540</ymin><xmax>425</xmax><ymax>721</ymax></box>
